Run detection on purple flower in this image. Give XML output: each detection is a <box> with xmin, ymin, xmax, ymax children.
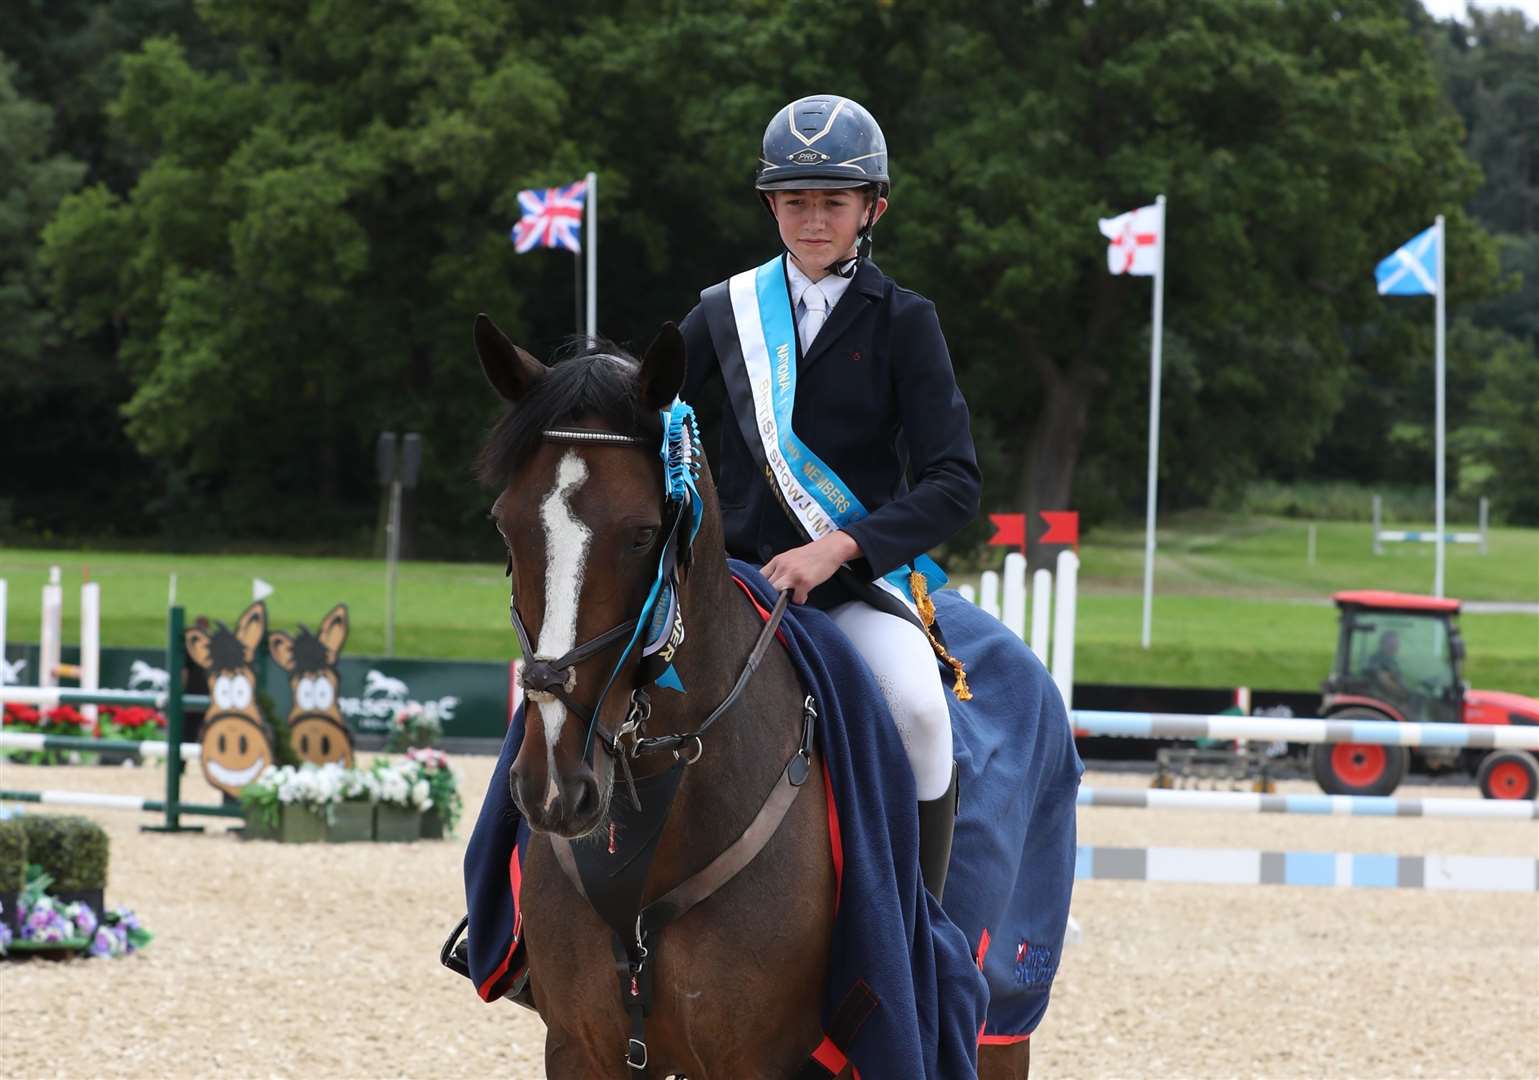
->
<box><xmin>70</xmin><ymin>904</ymin><xmax>98</xmax><ymax>938</ymax></box>
<box><xmin>0</xmin><ymin>922</ymin><xmax>12</xmax><ymax>954</ymax></box>
<box><xmin>89</xmin><ymin>927</ymin><xmax>116</xmax><ymax>957</ymax></box>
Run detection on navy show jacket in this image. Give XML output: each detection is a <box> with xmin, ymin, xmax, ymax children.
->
<box><xmin>679</xmin><ymin>257</ymin><xmax>982</xmax><ymax>610</ymax></box>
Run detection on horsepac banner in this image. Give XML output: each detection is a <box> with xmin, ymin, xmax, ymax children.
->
<box><xmin>3</xmin><ymin>644</ymin><xmax>517</xmax><ymax>741</ymax></box>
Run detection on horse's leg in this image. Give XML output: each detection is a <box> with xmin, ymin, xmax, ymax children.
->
<box><xmin>523</xmin><ymin>841</ymin><xmax>630</xmax><ymax>1079</ymax></box>
<box><xmin>977</xmin><ymin>1039</ymin><xmax>1030</xmax><ymax>1080</ymax></box>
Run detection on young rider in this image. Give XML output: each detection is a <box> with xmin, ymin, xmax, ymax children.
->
<box><xmin>679</xmin><ymin>94</ymin><xmax>982</xmax><ymax>899</ymax></box>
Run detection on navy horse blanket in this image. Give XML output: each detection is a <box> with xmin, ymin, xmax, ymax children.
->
<box><xmin>462</xmin><ymin>562</ymin><xmax>1082</xmax><ymax>1077</ymax></box>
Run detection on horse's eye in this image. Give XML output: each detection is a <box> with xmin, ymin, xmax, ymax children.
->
<box><xmin>631</xmin><ymin>527</ymin><xmax>659</xmax><ymax>553</ymax></box>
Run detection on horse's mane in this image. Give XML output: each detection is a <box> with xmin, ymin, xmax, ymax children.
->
<box><xmin>476</xmin><ymin>340</ymin><xmax>664</xmax><ymax>487</ymax></box>
<box><xmin>206</xmin><ymin>623</ymin><xmax>249</xmax><ymax>671</ymax></box>
<box><xmin>284</xmin><ymin>626</ymin><xmax>331</xmax><ymax>675</ymax></box>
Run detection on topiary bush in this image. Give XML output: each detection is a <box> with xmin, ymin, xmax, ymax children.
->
<box><xmin>0</xmin><ymin>818</ymin><xmax>25</xmax><ymax>893</ymax></box>
<box><xmin>18</xmin><ymin>815</ymin><xmax>109</xmax><ymax>892</ymax></box>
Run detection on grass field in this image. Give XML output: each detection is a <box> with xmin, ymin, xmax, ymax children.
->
<box><xmin>2</xmin><ymin>513</ymin><xmax>1535</xmax><ymax>695</ymax></box>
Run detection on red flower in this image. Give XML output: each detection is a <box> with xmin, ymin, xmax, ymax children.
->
<box><xmin>108</xmin><ymin>707</ymin><xmax>165</xmax><ymax>730</ymax></box>
<box><xmin>3</xmin><ymin>703</ymin><xmax>41</xmax><ymax>727</ymax></box>
<box><xmin>45</xmin><ymin>705</ymin><xmax>87</xmax><ymax>729</ymax></box>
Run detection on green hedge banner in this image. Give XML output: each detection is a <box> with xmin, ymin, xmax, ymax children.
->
<box><xmin>3</xmin><ymin>644</ymin><xmax>517</xmax><ymax>741</ymax></box>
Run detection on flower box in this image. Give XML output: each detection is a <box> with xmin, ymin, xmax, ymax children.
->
<box><xmin>240</xmin><ymin>812</ymin><xmax>278</xmax><ymax>842</ymax></box>
<box><xmin>326</xmin><ymin>802</ymin><xmax>374</xmax><ymax>843</ymax></box>
<box><xmin>5</xmin><ymin>936</ymin><xmax>89</xmax><ymax>960</ymax></box>
<box><xmin>278</xmin><ymin>805</ymin><xmax>326</xmax><ymax>844</ymax></box>
<box><xmin>419</xmin><ymin>807</ymin><xmax>445</xmax><ymax>840</ymax></box>
<box><xmin>51</xmin><ymin>888</ymin><xmax>105</xmax><ymax>919</ymax></box>
<box><xmin>373</xmin><ymin>804</ymin><xmax>420</xmax><ymax>843</ymax></box>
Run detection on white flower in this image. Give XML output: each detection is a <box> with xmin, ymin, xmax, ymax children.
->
<box><xmin>410</xmin><ymin>779</ymin><xmax>433</xmax><ymax>810</ymax></box>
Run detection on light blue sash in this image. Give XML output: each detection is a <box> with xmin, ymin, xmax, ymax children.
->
<box><xmin>725</xmin><ymin>255</ymin><xmax>947</xmax><ymax>601</ymax></box>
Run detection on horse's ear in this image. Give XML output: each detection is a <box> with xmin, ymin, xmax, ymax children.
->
<box><xmin>235</xmin><ymin>602</ymin><xmax>268</xmax><ymax>664</ymax></box>
<box><xmin>268</xmin><ymin>631</ymin><xmax>296</xmax><ymax>672</ymax></box>
<box><xmin>475</xmin><ymin>314</ymin><xmax>547</xmax><ymax>403</ymax></box>
<box><xmin>185</xmin><ymin>628</ymin><xmax>213</xmax><ymax>671</ymax></box>
<box><xmin>318</xmin><ymin>604</ymin><xmax>349</xmax><ymax>665</ymax></box>
<box><xmin>638</xmin><ymin>322</ymin><xmax>686</xmax><ymax>411</ymax></box>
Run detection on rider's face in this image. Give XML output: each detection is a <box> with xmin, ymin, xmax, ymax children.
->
<box><xmin>770</xmin><ymin>188</ymin><xmax>887</xmax><ymax>279</ymax></box>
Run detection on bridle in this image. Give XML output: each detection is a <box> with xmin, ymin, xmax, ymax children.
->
<box><xmin>507</xmin><ymin>423</ymin><xmax>791</xmax><ymax>811</ymax></box>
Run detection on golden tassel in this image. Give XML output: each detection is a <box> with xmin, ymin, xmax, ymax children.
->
<box><xmin>909</xmin><ymin>571</ymin><xmax>972</xmax><ymax>701</ymax></box>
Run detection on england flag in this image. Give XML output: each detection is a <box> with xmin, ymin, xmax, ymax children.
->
<box><xmin>1098</xmin><ymin>204</ymin><xmax>1163</xmax><ymax>276</ymax></box>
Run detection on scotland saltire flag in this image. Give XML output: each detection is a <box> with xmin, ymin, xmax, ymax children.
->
<box><xmin>1375</xmin><ymin>223</ymin><xmax>1439</xmax><ymax>296</ymax></box>
<box><xmin>511</xmin><ymin>179</ymin><xmax>588</xmax><ymax>254</ymax></box>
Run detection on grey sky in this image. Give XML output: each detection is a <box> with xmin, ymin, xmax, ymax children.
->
<box><xmin>1420</xmin><ymin>0</ymin><xmax>1538</xmax><ymax>19</ymax></box>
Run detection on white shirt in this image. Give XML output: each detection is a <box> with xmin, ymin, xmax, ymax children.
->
<box><xmin>786</xmin><ymin>256</ymin><xmax>854</xmax><ymax>353</ymax></box>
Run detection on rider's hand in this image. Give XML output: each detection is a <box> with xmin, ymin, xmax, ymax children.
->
<box><xmin>762</xmin><ymin>532</ymin><xmax>862</xmax><ymax>604</ymax></box>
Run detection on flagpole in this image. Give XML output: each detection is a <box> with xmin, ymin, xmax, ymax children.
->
<box><xmin>1434</xmin><ymin>213</ymin><xmax>1446</xmax><ymax>598</ymax></box>
<box><xmin>1140</xmin><ymin>193</ymin><xmax>1166</xmax><ymax>650</ymax></box>
<box><xmin>585</xmin><ymin>171</ymin><xmax>597</xmax><ymax>339</ymax></box>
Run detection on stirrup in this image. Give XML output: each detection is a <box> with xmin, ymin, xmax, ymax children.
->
<box><xmin>440</xmin><ymin>914</ymin><xmax>538</xmax><ymax>1011</ymax></box>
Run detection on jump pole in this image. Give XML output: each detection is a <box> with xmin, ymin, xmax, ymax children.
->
<box><xmin>142</xmin><ymin>605</ymin><xmax>198</xmax><ymax>833</ymax></box>
<box><xmin>1077</xmin><ymin>786</ymin><xmax>1539</xmax><ymax>820</ymax></box>
<box><xmin>1002</xmin><ymin>552</ymin><xmax>1027</xmax><ymax>639</ymax></box>
<box><xmin>1074</xmin><ymin>844</ymin><xmax>1536</xmax><ymax>893</ymax></box>
<box><xmin>1030</xmin><ymin>568</ymin><xmax>1052</xmax><ymax>666</ymax></box>
<box><xmin>40</xmin><ymin>568</ymin><xmax>61</xmax><ymax>690</ymax></box>
<box><xmin>1072</xmin><ymin>710</ymin><xmax>1539</xmax><ymax>750</ymax></box>
<box><xmin>1052</xmin><ymin>550</ymin><xmax>1079</xmax><ymax>709</ymax></box>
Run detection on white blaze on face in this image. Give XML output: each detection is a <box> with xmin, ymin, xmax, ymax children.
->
<box><xmin>537</xmin><ymin>450</ymin><xmax>591</xmax><ymax>810</ymax></box>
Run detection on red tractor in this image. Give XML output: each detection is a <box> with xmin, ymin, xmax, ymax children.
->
<box><xmin>1314</xmin><ymin>590</ymin><xmax>1539</xmax><ymax>799</ymax></box>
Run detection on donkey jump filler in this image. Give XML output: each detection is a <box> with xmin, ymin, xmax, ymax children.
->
<box><xmin>184</xmin><ymin>601</ymin><xmax>279</xmax><ymax>800</ymax></box>
<box><xmin>1</xmin><ymin>606</ymin><xmax>242</xmax><ymax>832</ymax></box>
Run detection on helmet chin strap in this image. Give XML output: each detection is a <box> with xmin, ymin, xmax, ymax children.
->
<box><xmin>827</xmin><ymin>195</ymin><xmax>878</xmax><ymax>278</ymax></box>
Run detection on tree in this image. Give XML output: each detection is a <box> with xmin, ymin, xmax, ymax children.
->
<box><xmin>881</xmin><ymin>0</ymin><xmax>1497</xmax><ymax>557</ymax></box>
<box><xmin>42</xmin><ymin>4</ymin><xmax>573</xmax><ymax>551</ymax></box>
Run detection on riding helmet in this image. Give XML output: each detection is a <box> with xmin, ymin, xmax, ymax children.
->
<box><xmin>756</xmin><ymin>95</ymin><xmax>889</xmax><ymax>196</ymax></box>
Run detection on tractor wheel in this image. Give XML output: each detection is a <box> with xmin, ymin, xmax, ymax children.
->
<box><xmin>1476</xmin><ymin>750</ymin><xmax>1539</xmax><ymax>801</ymax></box>
<box><xmin>1311</xmin><ymin>741</ymin><xmax>1409</xmax><ymax>796</ymax></box>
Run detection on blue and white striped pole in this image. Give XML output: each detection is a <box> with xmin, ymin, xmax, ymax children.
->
<box><xmin>1434</xmin><ymin>214</ymin><xmax>1446</xmax><ymax>597</ymax></box>
<box><xmin>1072</xmin><ymin>709</ymin><xmax>1539</xmax><ymax>750</ymax></box>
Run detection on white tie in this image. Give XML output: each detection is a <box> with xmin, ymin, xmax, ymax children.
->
<box><xmin>798</xmin><ymin>282</ymin><xmax>828</xmax><ymax>353</ymax></box>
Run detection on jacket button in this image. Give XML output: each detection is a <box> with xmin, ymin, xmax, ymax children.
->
<box><xmin>758</xmin><ymin>543</ymin><xmax>775</xmax><ymax>561</ymax></box>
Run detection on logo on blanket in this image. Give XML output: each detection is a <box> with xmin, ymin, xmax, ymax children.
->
<box><xmin>1014</xmin><ymin>939</ymin><xmax>1056</xmax><ymax>987</ymax></box>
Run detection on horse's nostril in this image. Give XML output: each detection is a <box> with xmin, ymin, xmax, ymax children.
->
<box><xmin>572</xmin><ymin>775</ymin><xmax>600</xmax><ymax>820</ymax></box>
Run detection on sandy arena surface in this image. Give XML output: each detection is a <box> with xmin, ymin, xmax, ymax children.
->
<box><xmin>2</xmin><ymin>755</ymin><xmax>1535</xmax><ymax>1080</ymax></box>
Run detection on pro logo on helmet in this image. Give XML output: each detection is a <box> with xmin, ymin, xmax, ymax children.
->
<box><xmin>789</xmin><ymin>148</ymin><xmax>829</xmax><ymax>165</ymax></box>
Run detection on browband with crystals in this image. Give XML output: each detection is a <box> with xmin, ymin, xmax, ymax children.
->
<box><xmin>543</xmin><ymin>428</ymin><xmax>651</xmax><ymax>446</ymax></box>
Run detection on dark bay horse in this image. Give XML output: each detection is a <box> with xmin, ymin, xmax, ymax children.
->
<box><xmin>473</xmin><ymin>315</ymin><xmax>1029</xmax><ymax>1079</ymax></box>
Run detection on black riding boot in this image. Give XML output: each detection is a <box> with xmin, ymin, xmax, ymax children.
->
<box><xmin>917</xmin><ymin>762</ymin><xmax>959</xmax><ymax>902</ymax></box>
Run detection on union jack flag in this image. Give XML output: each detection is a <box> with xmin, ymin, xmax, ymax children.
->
<box><xmin>511</xmin><ymin>179</ymin><xmax>588</xmax><ymax>254</ymax></box>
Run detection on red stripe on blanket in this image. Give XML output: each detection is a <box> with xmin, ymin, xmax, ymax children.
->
<box><xmin>822</xmin><ymin>757</ymin><xmax>845</xmax><ymax>912</ymax></box>
<box><xmin>477</xmin><ymin>844</ymin><xmax>524</xmax><ymax>1001</ymax></box>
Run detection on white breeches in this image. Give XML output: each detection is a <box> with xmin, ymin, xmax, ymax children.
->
<box><xmin>827</xmin><ymin>597</ymin><xmax>954</xmax><ymax>801</ymax></box>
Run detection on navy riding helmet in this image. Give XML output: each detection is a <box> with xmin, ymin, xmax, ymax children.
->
<box><xmin>756</xmin><ymin>94</ymin><xmax>889</xmax><ymax>196</ymax></box>
<box><xmin>756</xmin><ymin>95</ymin><xmax>889</xmax><ymax>267</ymax></box>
